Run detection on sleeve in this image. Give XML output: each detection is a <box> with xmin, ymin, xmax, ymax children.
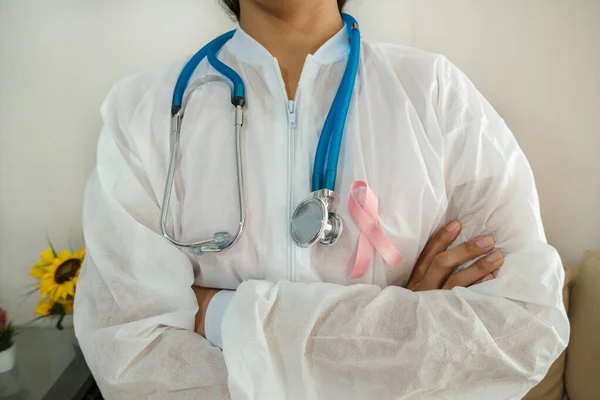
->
<box><xmin>218</xmin><ymin>58</ymin><xmax>569</xmax><ymax>400</ymax></box>
<box><xmin>73</xmin><ymin>78</ymin><xmax>230</xmax><ymax>400</ymax></box>
<box><xmin>205</xmin><ymin>290</ymin><xmax>235</xmax><ymax>349</ymax></box>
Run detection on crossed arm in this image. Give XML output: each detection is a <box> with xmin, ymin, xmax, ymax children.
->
<box><xmin>75</xmin><ymin>59</ymin><xmax>568</xmax><ymax>399</ymax></box>
<box><xmin>192</xmin><ymin>219</ymin><xmax>506</xmax><ymax>340</ymax></box>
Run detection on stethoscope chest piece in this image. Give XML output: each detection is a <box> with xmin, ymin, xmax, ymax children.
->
<box><xmin>291</xmin><ymin>190</ymin><xmax>343</xmax><ymax>248</ymax></box>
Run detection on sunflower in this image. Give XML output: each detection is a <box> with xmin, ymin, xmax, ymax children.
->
<box><xmin>39</xmin><ymin>248</ymin><xmax>85</xmax><ymax>302</ymax></box>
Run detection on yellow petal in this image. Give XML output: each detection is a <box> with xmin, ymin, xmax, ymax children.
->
<box><xmin>35</xmin><ymin>299</ymin><xmax>53</xmax><ymax>316</ymax></box>
<box><xmin>44</xmin><ymin>262</ymin><xmax>58</xmax><ymax>274</ymax></box>
<box><xmin>40</xmin><ymin>280</ymin><xmax>55</xmax><ymax>299</ymax></box>
<box><xmin>58</xmin><ymin>299</ymin><xmax>74</xmax><ymax>314</ymax></box>
<box><xmin>46</xmin><ymin>261</ymin><xmax>61</xmax><ymax>276</ymax></box>
<box><xmin>54</xmin><ymin>286</ymin><xmax>65</xmax><ymax>301</ymax></box>
<box><xmin>57</xmin><ymin>249</ymin><xmax>72</xmax><ymax>262</ymax></box>
<box><xmin>60</xmin><ymin>283</ymin><xmax>71</xmax><ymax>299</ymax></box>
<box><xmin>29</xmin><ymin>266</ymin><xmax>46</xmax><ymax>280</ymax></box>
<box><xmin>40</xmin><ymin>247</ymin><xmax>56</xmax><ymax>264</ymax></box>
<box><xmin>39</xmin><ymin>278</ymin><xmax>52</xmax><ymax>291</ymax></box>
<box><xmin>60</xmin><ymin>284</ymin><xmax>71</xmax><ymax>299</ymax></box>
<box><xmin>41</xmin><ymin>288</ymin><xmax>51</xmax><ymax>299</ymax></box>
<box><xmin>72</xmin><ymin>248</ymin><xmax>86</xmax><ymax>260</ymax></box>
<box><xmin>40</xmin><ymin>273</ymin><xmax>53</xmax><ymax>283</ymax></box>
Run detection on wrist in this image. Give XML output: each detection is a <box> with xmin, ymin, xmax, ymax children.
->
<box><xmin>193</xmin><ymin>287</ymin><xmax>220</xmax><ymax>337</ymax></box>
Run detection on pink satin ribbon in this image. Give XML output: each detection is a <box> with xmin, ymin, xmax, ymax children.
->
<box><xmin>348</xmin><ymin>181</ymin><xmax>404</xmax><ymax>279</ymax></box>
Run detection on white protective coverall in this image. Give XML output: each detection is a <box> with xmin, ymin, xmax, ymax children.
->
<box><xmin>74</xmin><ymin>24</ymin><xmax>569</xmax><ymax>400</ymax></box>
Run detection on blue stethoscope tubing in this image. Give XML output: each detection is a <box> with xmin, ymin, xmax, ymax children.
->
<box><xmin>312</xmin><ymin>14</ymin><xmax>361</xmax><ymax>192</ymax></box>
<box><xmin>163</xmin><ymin>14</ymin><xmax>361</xmax><ymax>252</ymax></box>
<box><xmin>172</xmin><ymin>30</ymin><xmax>245</xmax><ymax>114</ymax></box>
<box><xmin>172</xmin><ymin>14</ymin><xmax>360</xmax><ymax>190</ymax></box>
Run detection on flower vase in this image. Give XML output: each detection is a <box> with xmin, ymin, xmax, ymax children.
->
<box><xmin>0</xmin><ymin>345</ymin><xmax>16</xmax><ymax>373</ymax></box>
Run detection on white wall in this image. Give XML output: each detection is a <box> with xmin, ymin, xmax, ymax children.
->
<box><xmin>1</xmin><ymin>0</ymin><xmax>598</xmax><ymax>323</ymax></box>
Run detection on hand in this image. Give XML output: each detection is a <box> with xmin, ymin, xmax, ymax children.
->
<box><xmin>192</xmin><ymin>286</ymin><xmax>221</xmax><ymax>338</ymax></box>
<box><xmin>407</xmin><ymin>221</ymin><xmax>504</xmax><ymax>292</ymax></box>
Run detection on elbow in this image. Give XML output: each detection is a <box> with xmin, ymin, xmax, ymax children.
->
<box><xmin>466</xmin><ymin>287</ymin><xmax>570</xmax><ymax>388</ymax></box>
<box><xmin>74</xmin><ymin>310</ymin><xmax>139</xmax><ymax>395</ymax></box>
<box><xmin>511</xmin><ymin>306</ymin><xmax>569</xmax><ymax>389</ymax></box>
<box><xmin>536</xmin><ymin>308</ymin><xmax>569</xmax><ymax>379</ymax></box>
<box><xmin>74</xmin><ymin>325</ymin><xmax>156</xmax><ymax>397</ymax></box>
<box><xmin>527</xmin><ymin>269</ymin><xmax>571</xmax><ymax>383</ymax></box>
<box><xmin>74</xmin><ymin>321</ymin><xmax>114</xmax><ymax>392</ymax></box>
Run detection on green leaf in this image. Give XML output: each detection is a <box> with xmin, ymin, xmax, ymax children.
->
<box><xmin>46</xmin><ymin>235</ymin><xmax>57</xmax><ymax>258</ymax></box>
<box><xmin>25</xmin><ymin>316</ymin><xmax>47</xmax><ymax>325</ymax></box>
<box><xmin>18</xmin><ymin>287</ymin><xmax>40</xmax><ymax>307</ymax></box>
<box><xmin>0</xmin><ymin>322</ymin><xmax>19</xmax><ymax>351</ymax></box>
<box><xmin>21</xmin><ymin>288</ymin><xmax>40</xmax><ymax>297</ymax></box>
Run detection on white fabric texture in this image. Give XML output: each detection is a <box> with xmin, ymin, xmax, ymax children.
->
<box><xmin>74</xmin><ymin>24</ymin><xmax>569</xmax><ymax>400</ymax></box>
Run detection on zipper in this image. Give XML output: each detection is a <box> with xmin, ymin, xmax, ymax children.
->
<box><xmin>273</xmin><ymin>58</ymin><xmax>305</xmax><ymax>283</ymax></box>
<box><xmin>286</xmin><ymin>99</ymin><xmax>297</xmax><ymax>282</ymax></box>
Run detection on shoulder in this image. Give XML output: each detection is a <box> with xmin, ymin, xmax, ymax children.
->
<box><xmin>100</xmin><ymin>59</ymin><xmax>186</xmax><ymax>122</ymax></box>
<box><xmin>97</xmin><ymin>57</ymin><xmax>196</xmax><ymax>156</ymax></box>
<box><xmin>95</xmin><ymin>58</ymin><xmax>194</xmax><ymax>164</ymax></box>
<box><xmin>359</xmin><ymin>40</ymin><xmax>471</xmax><ymax>114</ymax></box>
<box><xmin>364</xmin><ymin>40</ymin><xmax>443</xmax><ymax>65</ymax></box>
<box><xmin>360</xmin><ymin>40</ymin><xmax>477</xmax><ymax>102</ymax></box>
<box><xmin>361</xmin><ymin>40</ymin><xmax>449</xmax><ymax>83</ymax></box>
<box><xmin>362</xmin><ymin>40</ymin><xmax>495</xmax><ymax>131</ymax></box>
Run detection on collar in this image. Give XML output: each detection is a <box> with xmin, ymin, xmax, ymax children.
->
<box><xmin>226</xmin><ymin>23</ymin><xmax>350</xmax><ymax>66</ymax></box>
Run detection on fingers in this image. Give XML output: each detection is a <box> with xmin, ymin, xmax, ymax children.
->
<box><xmin>421</xmin><ymin>235</ymin><xmax>496</xmax><ymax>289</ymax></box>
<box><xmin>442</xmin><ymin>251</ymin><xmax>504</xmax><ymax>290</ymax></box>
<box><xmin>422</xmin><ymin>221</ymin><xmax>463</xmax><ymax>263</ymax></box>
<box><xmin>474</xmin><ymin>274</ymin><xmax>495</xmax><ymax>285</ymax></box>
<box><xmin>408</xmin><ymin>221</ymin><xmax>462</xmax><ymax>286</ymax></box>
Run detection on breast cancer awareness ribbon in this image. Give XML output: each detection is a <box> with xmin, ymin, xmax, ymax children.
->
<box><xmin>348</xmin><ymin>181</ymin><xmax>404</xmax><ymax>279</ymax></box>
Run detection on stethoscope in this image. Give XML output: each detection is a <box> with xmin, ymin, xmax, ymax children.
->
<box><xmin>161</xmin><ymin>14</ymin><xmax>360</xmax><ymax>255</ymax></box>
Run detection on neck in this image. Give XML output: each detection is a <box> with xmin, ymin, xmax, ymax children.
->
<box><xmin>239</xmin><ymin>1</ymin><xmax>344</xmax><ymax>99</ymax></box>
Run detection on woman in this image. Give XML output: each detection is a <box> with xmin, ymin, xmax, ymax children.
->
<box><xmin>74</xmin><ymin>0</ymin><xmax>568</xmax><ymax>398</ymax></box>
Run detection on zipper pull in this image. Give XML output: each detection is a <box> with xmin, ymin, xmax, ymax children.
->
<box><xmin>288</xmin><ymin>100</ymin><xmax>297</xmax><ymax>128</ymax></box>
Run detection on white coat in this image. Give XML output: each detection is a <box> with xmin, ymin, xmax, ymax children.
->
<box><xmin>74</xmin><ymin>24</ymin><xmax>569</xmax><ymax>400</ymax></box>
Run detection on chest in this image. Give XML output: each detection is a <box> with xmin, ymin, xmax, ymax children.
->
<box><xmin>172</xmin><ymin>73</ymin><xmax>449</xmax><ymax>289</ymax></box>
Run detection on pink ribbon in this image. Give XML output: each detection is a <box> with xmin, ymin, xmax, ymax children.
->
<box><xmin>348</xmin><ymin>181</ymin><xmax>404</xmax><ymax>279</ymax></box>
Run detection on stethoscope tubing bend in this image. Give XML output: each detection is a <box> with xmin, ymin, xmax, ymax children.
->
<box><xmin>161</xmin><ymin>14</ymin><xmax>361</xmax><ymax>252</ymax></box>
